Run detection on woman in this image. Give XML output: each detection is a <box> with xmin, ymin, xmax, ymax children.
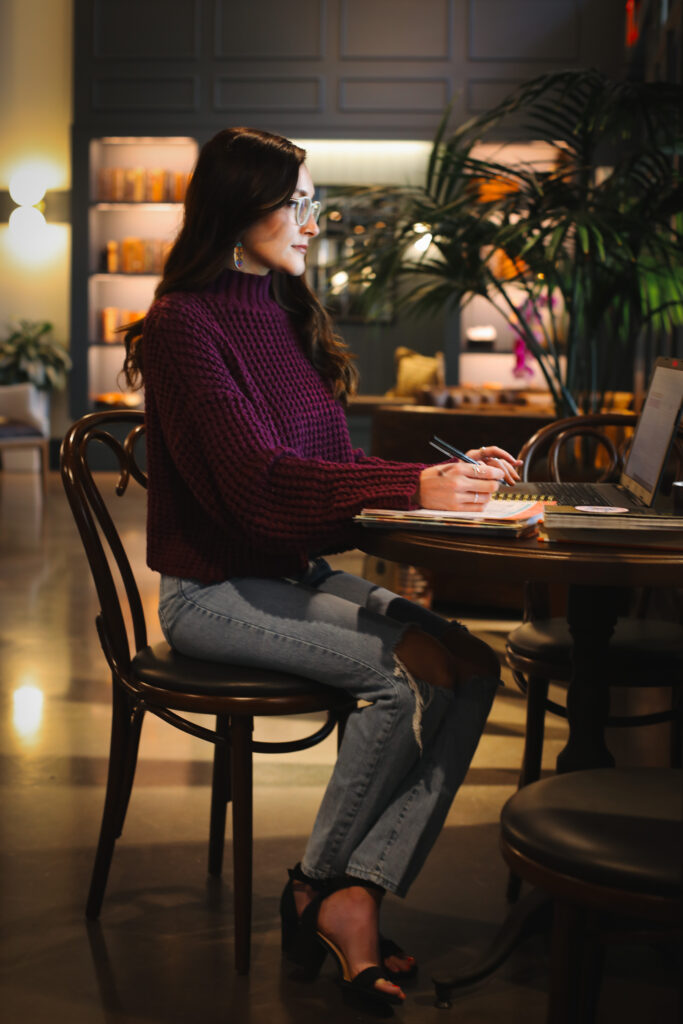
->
<box><xmin>123</xmin><ymin>126</ymin><xmax>521</xmax><ymax>1012</ymax></box>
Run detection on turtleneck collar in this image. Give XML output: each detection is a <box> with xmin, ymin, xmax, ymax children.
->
<box><xmin>210</xmin><ymin>268</ymin><xmax>275</xmax><ymax>306</ymax></box>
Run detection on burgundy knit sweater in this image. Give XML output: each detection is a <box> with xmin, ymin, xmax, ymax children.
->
<box><xmin>142</xmin><ymin>269</ymin><xmax>424</xmax><ymax>582</ymax></box>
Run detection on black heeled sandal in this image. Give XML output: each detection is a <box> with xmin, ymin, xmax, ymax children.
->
<box><xmin>297</xmin><ymin>881</ymin><xmax>406</xmax><ymax>1013</ymax></box>
<box><xmin>280</xmin><ymin>864</ymin><xmax>417</xmax><ymax>983</ymax></box>
<box><xmin>379</xmin><ymin>935</ymin><xmax>418</xmax><ymax>984</ymax></box>
<box><xmin>280</xmin><ymin>864</ymin><xmax>328</xmax><ymax>978</ymax></box>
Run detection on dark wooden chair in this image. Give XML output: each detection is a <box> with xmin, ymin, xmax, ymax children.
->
<box><xmin>499</xmin><ymin>768</ymin><xmax>682</xmax><ymax>1024</ymax></box>
<box><xmin>60</xmin><ymin>410</ymin><xmax>353</xmax><ymax>974</ymax></box>
<box><xmin>505</xmin><ymin>413</ymin><xmax>683</xmax><ymax>900</ymax></box>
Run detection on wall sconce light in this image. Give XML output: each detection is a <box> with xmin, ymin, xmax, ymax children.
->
<box><xmin>1</xmin><ymin>160</ymin><xmax>71</xmax><ymax>265</ymax></box>
<box><xmin>1</xmin><ymin>162</ymin><xmax>71</xmax><ymax>227</ymax></box>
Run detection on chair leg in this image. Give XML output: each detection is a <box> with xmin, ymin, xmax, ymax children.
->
<box><xmin>231</xmin><ymin>715</ymin><xmax>254</xmax><ymax>975</ymax></box>
<box><xmin>86</xmin><ymin>684</ymin><xmax>142</xmax><ymax>919</ymax></box>
<box><xmin>114</xmin><ymin>703</ymin><xmax>144</xmax><ymax>837</ymax></box>
<box><xmin>208</xmin><ymin>714</ymin><xmax>231</xmax><ymax>877</ymax></box>
<box><xmin>519</xmin><ymin>674</ymin><xmax>550</xmax><ymax>790</ymax></box>
<box><xmin>670</xmin><ymin>688</ymin><xmax>682</xmax><ymax>769</ymax></box>
<box><xmin>507</xmin><ymin>674</ymin><xmax>550</xmax><ymax>902</ymax></box>
<box><xmin>546</xmin><ymin>901</ymin><xmax>589</xmax><ymax>1024</ymax></box>
<box><xmin>40</xmin><ymin>440</ymin><xmax>49</xmax><ymax>496</ymax></box>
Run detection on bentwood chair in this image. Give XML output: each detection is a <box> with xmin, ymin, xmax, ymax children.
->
<box><xmin>61</xmin><ymin>410</ymin><xmax>353</xmax><ymax>974</ymax></box>
<box><xmin>505</xmin><ymin>414</ymin><xmax>683</xmax><ymax>899</ymax></box>
<box><xmin>499</xmin><ymin>768</ymin><xmax>682</xmax><ymax>1024</ymax></box>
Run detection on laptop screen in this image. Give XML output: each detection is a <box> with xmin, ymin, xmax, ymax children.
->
<box><xmin>621</xmin><ymin>357</ymin><xmax>683</xmax><ymax>505</ymax></box>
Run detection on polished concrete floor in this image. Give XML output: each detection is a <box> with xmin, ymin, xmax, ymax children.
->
<box><xmin>0</xmin><ymin>471</ymin><xmax>678</xmax><ymax>1023</ymax></box>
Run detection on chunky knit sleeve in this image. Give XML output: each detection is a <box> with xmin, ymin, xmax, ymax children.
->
<box><xmin>143</xmin><ymin>290</ymin><xmax>424</xmax><ymax>560</ymax></box>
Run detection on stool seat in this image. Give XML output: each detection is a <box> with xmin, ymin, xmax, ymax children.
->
<box><xmin>507</xmin><ymin>618</ymin><xmax>683</xmax><ymax>682</ymax></box>
<box><xmin>501</xmin><ymin>768</ymin><xmax>683</xmax><ymax>899</ymax></box>
<box><xmin>500</xmin><ymin>768</ymin><xmax>682</xmax><ymax>1022</ymax></box>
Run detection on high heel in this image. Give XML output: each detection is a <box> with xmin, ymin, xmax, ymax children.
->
<box><xmin>299</xmin><ymin>887</ymin><xmax>405</xmax><ymax>1013</ymax></box>
<box><xmin>280</xmin><ymin>864</ymin><xmax>417</xmax><ymax>985</ymax></box>
<box><xmin>280</xmin><ymin>864</ymin><xmax>327</xmax><ymax>977</ymax></box>
<box><xmin>317</xmin><ymin>929</ymin><xmax>405</xmax><ymax>1013</ymax></box>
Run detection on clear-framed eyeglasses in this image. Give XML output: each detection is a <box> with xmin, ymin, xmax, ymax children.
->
<box><xmin>288</xmin><ymin>195</ymin><xmax>322</xmax><ymax>226</ymax></box>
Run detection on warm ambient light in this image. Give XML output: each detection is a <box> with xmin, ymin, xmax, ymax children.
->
<box><xmin>413</xmin><ymin>232</ymin><xmax>433</xmax><ymax>253</ymax></box>
<box><xmin>330</xmin><ymin>270</ymin><xmax>349</xmax><ymax>292</ymax></box>
<box><xmin>9</xmin><ymin>204</ymin><xmax>46</xmax><ymax>236</ymax></box>
<box><xmin>13</xmin><ymin>685</ymin><xmax>44</xmax><ymax>738</ymax></box>
<box><xmin>9</xmin><ymin>164</ymin><xmax>50</xmax><ymax>207</ymax></box>
<box><xmin>4</xmin><ymin>158</ymin><xmax>68</xmax><ymax>266</ymax></box>
<box><xmin>295</xmin><ymin>139</ymin><xmax>432</xmax><ymax>187</ymax></box>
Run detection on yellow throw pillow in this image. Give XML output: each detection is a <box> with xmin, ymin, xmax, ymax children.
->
<box><xmin>387</xmin><ymin>346</ymin><xmax>446</xmax><ymax>398</ymax></box>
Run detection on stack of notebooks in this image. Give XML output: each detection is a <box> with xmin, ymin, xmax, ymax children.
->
<box><xmin>541</xmin><ymin>505</ymin><xmax>683</xmax><ymax>549</ymax></box>
<box><xmin>355</xmin><ymin>499</ymin><xmax>544</xmax><ymax>538</ymax></box>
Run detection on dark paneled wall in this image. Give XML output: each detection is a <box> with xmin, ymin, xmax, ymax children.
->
<box><xmin>70</xmin><ymin>0</ymin><xmax>626</xmax><ymax>416</ymax></box>
<box><xmin>74</xmin><ymin>0</ymin><xmax>625</xmax><ymax>138</ymax></box>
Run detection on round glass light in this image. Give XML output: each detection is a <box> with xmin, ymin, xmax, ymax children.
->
<box><xmin>9</xmin><ymin>166</ymin><xmax>48</xmax><ymax>207</ymax></box>
<box><xmin>9</xmin><ymin>204</ymin><xmax>47</xmax><ymax>238</ymax></box>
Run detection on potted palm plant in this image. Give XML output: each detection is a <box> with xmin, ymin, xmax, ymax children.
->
<box><xmin>340</xmin><ymin>69</ymin><xmax>683</xmax><ymax>415</ymax></box>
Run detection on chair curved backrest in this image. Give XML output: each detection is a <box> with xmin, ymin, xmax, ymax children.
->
<box><xmin>60</xmin><ymin>409</ymin><xmax>148</xmax><ymax>678</ymax></box>
<box><xmin>517</xmin><ymin>411</ymin><xmax>683</xmax><ymax>490</ymax></box>
<box><xmin>517</xmin><ymin>412</ymin><xmax>639</xmax><ymax>482</ymax></box>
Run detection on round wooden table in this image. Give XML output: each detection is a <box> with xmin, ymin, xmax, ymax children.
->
<box><xmin>354</xmin><ymin>526</ymin><xmax>682</xmax><ymax>1002</ymax></box>
<box><xmin>354</xmin><ymin>526</ymin><xmax>683</xmax><ymax>772</ymax></box>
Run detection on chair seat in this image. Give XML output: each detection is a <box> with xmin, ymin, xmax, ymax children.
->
<box><xmin>132</xmin><ymin>641</ymin><xmax>348</xmax><ymax>703</ymax></box>
<box><xmin>507</xmin><ymin>617</ymin><xmax>683</xmax><ymax>683</ymax></box>
<box><xmin>501</xmin><ymin>768</ymin><xmax>683</xmax><ymax>898</ymax></box>
<box><xmin>0</xmin><ymin>420</ymin><xmax>45</xmax><ymax>438</ymax></box>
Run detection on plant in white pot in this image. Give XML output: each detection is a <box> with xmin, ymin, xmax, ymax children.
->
<box><xmin>0</xmin><ymin>319</ymin><xmax>71</xmax><ymax>476</ymax></box>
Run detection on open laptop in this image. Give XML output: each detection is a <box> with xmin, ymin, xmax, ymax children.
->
<box><xmin>492</xmin><ymin>357</ymin><xmax>683</xmax><ymax>510</ymax></box>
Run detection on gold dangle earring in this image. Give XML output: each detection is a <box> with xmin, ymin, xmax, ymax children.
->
<box><xmin>233</xmin><ymin>241</ymin><xmax>245</xmax><ymax>270</ymax></box>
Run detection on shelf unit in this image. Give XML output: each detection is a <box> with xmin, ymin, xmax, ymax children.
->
<box><xmin>81</xmin><ymin>136</ymin><xmax>198</xmax><ymax>410</ymax></box>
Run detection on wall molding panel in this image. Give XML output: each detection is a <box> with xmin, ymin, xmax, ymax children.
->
<box><xmin>91</xmin><ymin>76</ymin><xmax>200</xmax><ymax>113</ymax></box>
<box><xmin>92</xmin><ymin>0</ymin><xmax>201</xmax><ymax>60</ymax></box>
<box><xmin>214</xmin><ymin>76</ymin><xmax>325</xmax><ymax>114</ymax></box>
<box><xmin>340</xmin><ymin>0</ymin><xmax>452</xmax><ymax>60</ymax></box>
<box><xmin>339</xmin><ymin>77</ymin><xmax>450</xmax><ymax>113</ymax></box>
<box><xmin>467</xmin><ymin>0</ymin><xmax>580</xmax><ymax>63</ymax></box>
<box><xmin>214</xmin><ymin>0</ymin><xmax>326</xmax><ymax>60</ymax></box>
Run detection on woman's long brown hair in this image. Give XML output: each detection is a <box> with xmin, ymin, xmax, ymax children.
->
<box><xmin>122</xmin><ymin>126</ymin><xmax>357</xmax><ymax>402</ymax></box>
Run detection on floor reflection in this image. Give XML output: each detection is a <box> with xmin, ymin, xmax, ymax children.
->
<box><xmin>0</xmin><ymin>472</ymin><xmax>677</xmax><ymax>1023</ymax></box>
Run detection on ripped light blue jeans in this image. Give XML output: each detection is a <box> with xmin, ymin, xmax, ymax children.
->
<box><xmin>158</xmin><ymin>558</ymin><xmax>498</xmax><ymax>897</ymax></box>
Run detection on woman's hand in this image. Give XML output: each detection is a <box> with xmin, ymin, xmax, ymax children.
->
<box><xmin>417</xmin><ymin>446</ymin><xmax>522</xmax><ymax>511</ymax></box>
<box><xmin>464</xmin><ymin>445</ymin><xmax>522</xmax><ymax>485</ymax></box>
